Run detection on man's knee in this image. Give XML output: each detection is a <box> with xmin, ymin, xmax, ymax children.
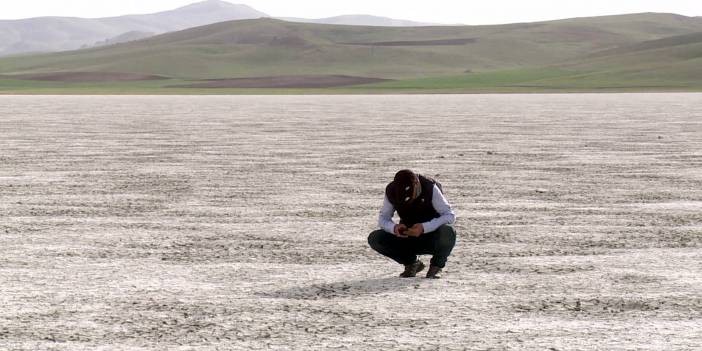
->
<box><xmin>435</xmin><ymin>225</ymin><xmax>456</xmax><ymax>249</ymax></box>
<box><xmin>368</xmin><ymin>230</ymin><xmax>387</xmax><ymax>250</ymax></box>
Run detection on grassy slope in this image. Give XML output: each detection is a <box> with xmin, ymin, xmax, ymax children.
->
<box><xmin>0</xmin><ymin>19</ymin><xmax>535</xmax><ymax>79</ymax></box>
<box><xmin>1</xmin><ymin>14</ymin><xmax>702</xmax><ymax>93</ymax></box>
<box><xmin>526</xmin><ymin>30</ymin><xmax>702</xmax><ymax>89</ymax></box>
<box><xmin>356</xmin><ymin>31</ymin><xmax>702</xmax><ymax>91</ymax></box>
<box><xmin>2</xmin><ymin>14</ymin><xmax>702</xmax><ymax>78</ymax></box>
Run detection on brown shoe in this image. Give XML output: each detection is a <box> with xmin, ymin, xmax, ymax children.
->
<box><xmin>399</xmin><ymin>260</ymin><xmax>425</xmax><ymax>278</ymax></box>
<box><xmin>426</xmin><ymin>266</ymin><xmax>443</xmax><ymax>279</ymax></box>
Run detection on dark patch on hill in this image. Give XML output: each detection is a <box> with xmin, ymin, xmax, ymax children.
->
<box><xmin>0</xmin><ymin>72</ymin><xmax>170</xmax><ymax>82</ymax></box>
<box><xmin>88</xmin><ymin>31</ymin><xmax>156</xmax><ymax>48</ymax></box>
<box><xmin>342</xmin><ymin>38</ymin><xmax>477</xmax><ymax>46</ymax></box>
<box><xmin>589</xmin><ymin>31</ymin><xmax>702</xmax><ymax>57</ymax></box>
<box><xmin>169</xmin><ymin>75</ymin><xmax>392</xmax><ymax>88</ymax></box>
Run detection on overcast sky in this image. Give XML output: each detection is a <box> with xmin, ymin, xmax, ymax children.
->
<box><xmin>1</xmin><ymin>0</ymin><xmax>700</xmax><ymax>24</ymax></box>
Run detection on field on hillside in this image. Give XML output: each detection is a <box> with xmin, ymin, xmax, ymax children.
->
<box><xmin>1</xmin><ymin>94</ymin><xmax>702</xmax><ymax>350</ymax></box>
<box><xmin>2</xmin><ymin>74</ymin><xmax>701</xmax><ymax>94</ymax></box>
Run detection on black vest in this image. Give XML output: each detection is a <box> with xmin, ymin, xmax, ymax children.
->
<box><xmin>385</xmin><ymin>174</ymin><xmax>439</xmax><ymax>227</ymax></box>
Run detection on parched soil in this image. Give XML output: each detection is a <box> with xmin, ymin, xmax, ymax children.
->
<box><xmin>0</xmin><ymin>71</ymin><xmax>169</xmax><ymax>82</ymax></box>
<box><xmin>170</xmin><ymin>75</ymin><xmax>392</xmax><ymax>89</ymax></box>
<box><xmin>1</xmin><ymin>94</ymin><xmax>701</xmax><ymax>350</ymax></box>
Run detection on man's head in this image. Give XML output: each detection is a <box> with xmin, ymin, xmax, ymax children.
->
<box><xmin>393</xmin><ymin>169</ymin><xmax>421</xmax><ymax>205</ymax></box>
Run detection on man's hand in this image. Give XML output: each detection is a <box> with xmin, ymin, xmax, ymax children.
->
<box><xmin>393</xmin><ymin>224</ymin><xmax>408</xmax><ymax>238</ymax></box>
<box><xmin>404</xmin><ymin>223</ymin><xmax>424</xmax><ymax>237</ymax></box>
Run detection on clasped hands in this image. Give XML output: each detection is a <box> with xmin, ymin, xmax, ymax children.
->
<box><xmin>393</xmin><ymin>223</ymin><xmax>424</xmax><ymax>238</ymax></box>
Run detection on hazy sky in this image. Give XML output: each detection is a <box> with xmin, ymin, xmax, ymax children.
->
<box><xmin>1</xmin><ymin>0</ymin><xmax>701</xmax><ymax>24</ymax></box>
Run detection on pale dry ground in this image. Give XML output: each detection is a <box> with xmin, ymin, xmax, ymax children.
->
<box><xmin>1</xmin><ymin>94</ymin><xmax>701</xmax><ymax>351</ymax></box>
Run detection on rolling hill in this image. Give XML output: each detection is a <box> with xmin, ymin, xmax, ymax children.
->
<box><xmin>1</xmin><ymin>13</ymin><xmax>701</xmax><ymax>92</ymax></box>
<box><xmin>280</xmin><ymin>15</ymin><xmax>439</xmax><ymax>27</ymax></box>
<box><xmin>367</xmin><ymin>31</ymin><xmax>702</xmax><ymax>91</ymax></box>
<box><xmin>0</xmin><ymin>0</ymin><xmax>453</xmax><ymax>58</ymax></box>
<box><xmin>552</xmin><ymin>31</ymin><xmax>702</xmax><ymax>86</ymax></box>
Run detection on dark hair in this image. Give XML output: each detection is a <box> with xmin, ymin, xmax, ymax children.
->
<box><xmin>394</xmin><ymin>169</ymin><xmax>416</xmax><ymax>186</ymax></box>
<box><xmin>392</xmin><ymin>169</ymin><xmax>417</xmax><ymax>204</ymax></box>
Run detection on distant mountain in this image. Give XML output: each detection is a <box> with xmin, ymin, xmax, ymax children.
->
<box><xmin>280</xmin><ymin>15</ymin><xmax>440</xmax><ymax>27</ymax></box>
<box><xmin>0</xmin><ymin>0</ymin><xmax>268</xmax><ymax>56</ymax></box>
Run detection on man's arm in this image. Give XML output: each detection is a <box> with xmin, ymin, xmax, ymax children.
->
<box><xmin>378</xmin><ymin>195</ymin><xmax>398</xmax><ymax>234</ymax></box>
<box><xmin>421</xmin><ymin>185</ymin><xmax>456</xmax><ymax>233</ymax></box>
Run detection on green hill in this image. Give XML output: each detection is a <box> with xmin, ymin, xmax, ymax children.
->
<box><xmin>366</xmin><ymin>31</ymin><xmax>702</xmax><ymax>91</ymax></box>
<box><xmin>554</xmin><ymin>31</ymin><xmax>702</xmax><ymax>88</ymax></box>
<box><xmin>1</xmin><ymin>13</ymin><xmax>701</xmax><ymax>93</ymax></box>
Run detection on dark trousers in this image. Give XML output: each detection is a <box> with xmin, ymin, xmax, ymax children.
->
<box><xmin>367</xmin><ymin>225</ymin><xmax>457</xmax><ymax>268</ymax></box>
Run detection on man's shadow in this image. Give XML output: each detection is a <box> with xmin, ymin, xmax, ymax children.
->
<box><xmin>257</xmin><ymin>276</ymin><xmax>420</xmax><ymax>300</ymax></box>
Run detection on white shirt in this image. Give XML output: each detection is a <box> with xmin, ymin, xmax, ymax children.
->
<box><xmin>378</xmin><ymin>184</ymin><xmax>456</xmax><ymax>234</ymax></box>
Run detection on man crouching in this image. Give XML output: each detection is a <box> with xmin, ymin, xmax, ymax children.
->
<box><xmin>368</xmin><ymin>169</ymin><xmax>457</xmax><ymax>279</ymax></box>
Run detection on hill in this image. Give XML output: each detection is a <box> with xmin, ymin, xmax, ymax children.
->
<box><xmin>279</xmin><ymin>15</ymin><xmax>439</xmax><ymax>27</ymax></box>
<box><xmin>367</xmin><ymin>31</ymin><xmax>702</xmax><ymax>91</ymax></box>
<box><xmin>0</xmin><ymin>0</ymin><xmax>268</xmax><ymax>56</ymax></box>
<box><xmin>552</xmin><ymin>31</ymin><xmax>702</xmax><ymax>87</ymax></box>
<box><xmin>1</xmin><ymin>13</ymin><xmax>701</xmax><ymax>92</ymax></box>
